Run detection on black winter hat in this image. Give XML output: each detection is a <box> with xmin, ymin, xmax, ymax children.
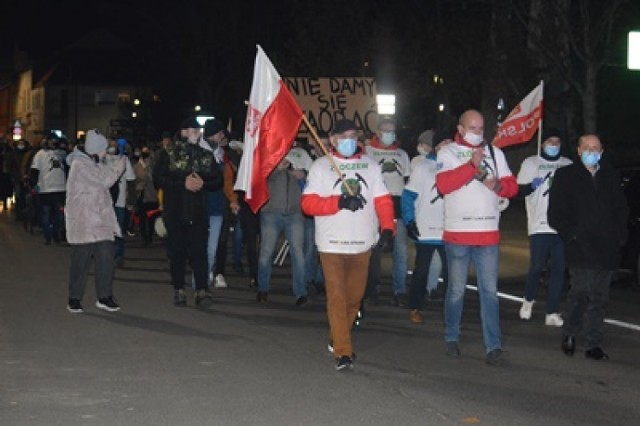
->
<box><xmin>542</xmin><ymin>127</ymin><xmax>564</xmax><ymax>142</ymax></box>
<box><xmin>180</xmin><ymin>117</ymin><xmax>202</xmax><ymax>129</ymax></box>
<box><xmin>331</xmin><ymin>118</ymin><xmax>357</xmax><ymax>135</ymax></box>
<box><xmin>204</xmin><ymin>119</ymin><xmax>225</xmax><ymax>138</ymax></box>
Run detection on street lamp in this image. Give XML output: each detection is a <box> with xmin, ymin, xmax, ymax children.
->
<box><xmin>376</xmin><ymin>94</ymin><xmax>396</xmax><ymax>115</ymax></box>
<box><xmin>629</xmin><ymin>31</ymin><xmax>640</xmax><ymax>70</ymax></box>
<box><xmin>194</xmin><ymin>105</ymin><xmax>202</xmax><ymax>112</ymax></box>
<box><xmin>133</xmin><ymin>98</ymin><xmax>141</xmax><ymax>106</ymax></box>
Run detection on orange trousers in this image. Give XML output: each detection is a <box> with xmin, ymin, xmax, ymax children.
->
<box><xmin>319</xmin><ymin>250</ymin><xmax>371</xmax><ymax>358</ymax></box>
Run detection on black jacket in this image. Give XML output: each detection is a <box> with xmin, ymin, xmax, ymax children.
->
<box><xmin>154</xmin><ymin>140</ymin><xmax>223</xmax><ymax>224</ymax></box>
<box><xmin>548</xmin><ymin>161</ymin><xmax>628</xmax><ymax>269</ymax></box>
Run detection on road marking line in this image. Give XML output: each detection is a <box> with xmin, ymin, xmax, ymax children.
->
<box><xmin>465</xmin><ymin>285</ymin><xmax>640</xmax><ymax>332</ymax></box>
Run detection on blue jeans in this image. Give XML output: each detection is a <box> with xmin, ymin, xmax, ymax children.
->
<box><xmin>427</xmin><ymin>250</ymin><xmax>443</xmax><ymax>293</ymax></box>
<box><xmin>114</xmin><ymin>206</ymin><xmax>126</xmax><ymax>258</ymax></box>
<box><xmin>444</xmin><ymin>243</ymin><xmax>501</xmax><ymax>353</ymax></box>
<box><xmin>303</xmin><ymin>216</ymin><xmax>323</xmax><ymax>284</ymax></box>
<box><xmin>207</xmin><ymin>215</ymin><xmax>224</xmax><ymax>277</ymax></box>
<box><xmin>258</xmin><ymin>212</ymin><xmax>306</xmax><ymax>297</ymax></box>
<box><xmin>409</xmin><ymin>243</ymin><xmax>447</xmax><ymax>310</ymax></box>
<box><xmin>366</xmin><ymin>220</ymin><xmax>408</xmax><ymax>296</ymax></box>
<box><xmin>524</xmin><ymin>233</ymin><xmax>565</xmax><ymax>313</ymax></box>
<box><xmin>192</xmin><ymin>215</ymin><xmax>223</xmax><ymax>288</ymax></box>
<box><xmin>391</xmin><ymin>220</ymin><xmax>408</xmax><ymax>294</ymax></box>
<box><xmin>40</xmin><ymin>192</ymin><xmax>64</xmax><ymax>242</ymax></box>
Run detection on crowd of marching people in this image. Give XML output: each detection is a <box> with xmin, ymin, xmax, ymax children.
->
<box><xmin>0</xmin><ymin>108</ymin><xmax>627</xmax><ymax>370</ymax></box>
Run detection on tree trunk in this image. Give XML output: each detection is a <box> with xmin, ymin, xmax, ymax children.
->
<box><xmin>582</xmin><ymin>63</ymin><xmax>598</xmax><ymax>133</ymax></box>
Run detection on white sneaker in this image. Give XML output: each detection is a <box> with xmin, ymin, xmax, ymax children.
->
<box><xmin>545</xmin><ymin>313</ymin><xmax>564</xmax><ymax>327</ymax></box>
<box><xmin>519</xmin><ymin>299</ymin><xmax>534</xmax><ymax>320</ymax></box>
<box><xmin>214</xmin><ymin>274</ymin><xmax>227</xmax><ymax>288</ymax></box>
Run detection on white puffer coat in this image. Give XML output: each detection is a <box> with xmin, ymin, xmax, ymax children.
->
<box><xmin>65</xmin><ymin>149</ymin><xmax>125</xmax><ymax>244</ymax></box>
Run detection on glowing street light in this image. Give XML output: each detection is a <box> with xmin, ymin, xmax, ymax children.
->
<box><xmin>438</xmin><ymin>104</ymin><xmax>445</xmax><ymax>112</ymax></box>
<box><xmin>194</xmin><ymin>105</ymin><xmax>202</xmax><ymax>112</ymax></box>
<box><xmin>131</xmin><ymin>112</ymin><xmax>138</xmax><ymax>118</ymax></box>
<box><xmin>376</xmin><ymin>94</ymin><xmax>396</xmax><ymax>115</ymax></box>
<box><xmin>629</xmin><ymin>31</ymin><xmax>640</xmax><ymax>70</ymax></box>
<box><xmin>133</xmin><ymin>98</ymin><xmax>141</xmax><ymax>106</ymax></box>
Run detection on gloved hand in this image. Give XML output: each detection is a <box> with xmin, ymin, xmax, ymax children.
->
<box><xmin>531</xmin><ymin>177</ymin><xmax>544</xmax><ymax>190</ymax></box>
<box><xmin>338</xmin><ymin>193</ymin><xmax>364</xmax><ymax>212</ymax></box>
<box><xmin>406</xmin><ymin>221</ymin><xmax>420</xmax><ymax>241</ymax></box>
<box><xmin>376</xmin><ymin>229</ymin><xmax>394</xmax><ymax>252</ymax></box>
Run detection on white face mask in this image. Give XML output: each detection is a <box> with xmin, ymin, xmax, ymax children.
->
<box><xmin>380</xmin><ymin>131</ymin><xmax>396</xmax><ymax>146</ymax></box>
<box><xmin>417</xmin><ymin>145</ymin><xmax>431</xmax><ymax>155</ymax></box>
<box><xmin>464</xmin><ymin>131</ymin><xmax>484</xmax><ymax>146</ymax></box>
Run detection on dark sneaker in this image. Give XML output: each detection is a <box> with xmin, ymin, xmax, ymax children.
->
<box><xmin>96</xmin><ymin>297</ymin><xmax>120</xmax><ymax>312</ymax></box>
<box><xmin>392</xmin><ymin>293</ymin><xmax>408</xmax><ymax>307</ymax></box>
<box><xmin>485</xmin><ymin>348</ymin><xmax>508</xmax><ymax>366</ymax></box>
<box><xmin>67</xmin><ymin>298</ymin><xmax>83</xmax><ymax>313</ymax></box>
<box><xmin>335</xmin><ymin>355</ymin><xmax>354</xmax><ymax>371</ymax></box>
<box><xmin>249</xmin><ymin>278</ymin><xmax>257</xmax><ymax>288</ymax></box>
<box><xmin>327</xmin><ymin>341</ymin><xmax>334</xmax><ymax>354</ymax></box>
<box><xmin>195</xmin><ymin>288</ymin><xmax>213</xmax><ymax>307</ymax></box>
<box><xmin>256</xmin><ymin>292</ymin><xmax>268</xmax><ymax>303</ymax></box>
<box><xmin>446</xmin><ymin>341</ymin><xmax>461</xmax><ymax>357</ymax></box>
<box><xmin>585</xmin><ymin>347</ymin><xmax>609</xmax><ymax>361</ymax></box>
<box><xmin>174</xmin><ymin>289</ymin><xmax>187</xmax><ymax>306</ymax></box>
<box><xmin>295</xmin><ymin>296</ymin><xmax>308</xmax><ymax>307</ymax></box>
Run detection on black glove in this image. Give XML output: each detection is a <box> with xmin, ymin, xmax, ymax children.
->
<box><xmin>406</xmin><ymin>221</ymin><xmax>420</xmax><ymax>241</ymax></box>
<box><xmin>376</xmin><ymin>229</ymin><xmax>394</xmax><ymax>252</ymax></box>
<box><xmin>338</xmin><ymin>193</ymin><xmax>364</xmax><ymax>212</ymax></box>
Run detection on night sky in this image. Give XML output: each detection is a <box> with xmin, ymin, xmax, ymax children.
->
<box><xmin>3</xmin><ymin>0</ymin><xmax>640</xmax><ymax>161</ymax></box>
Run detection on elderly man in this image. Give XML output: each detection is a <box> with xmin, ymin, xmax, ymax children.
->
<box><xmin>548</xmin><ymin>134</ymin><xmax>627</xmax><ymax>361</ymax></box>
<box><xmin>517</xmin><ymin>128</ymin><xmax>572</xmax><ymax>326</ymax></box>
<box><xmin>436</xmin><ymin>109</ymin><xmax>518</xmax><ymax>365</ymax></box>
<box><xmin>302</xmin><ymin>118</ymin><xmax>395</xmax><ymax>371</ymax></box>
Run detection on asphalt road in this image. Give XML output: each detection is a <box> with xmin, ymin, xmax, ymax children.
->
<box><xmin>1</xmin><ymin>205</ymin><xmax>639</xmax><ymax>426</ymax></box>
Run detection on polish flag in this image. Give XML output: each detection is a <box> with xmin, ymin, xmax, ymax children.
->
<box><xmin>493</xmin><ymin>82</ymin><xmax>544</xmax><ymax>149</ymax></box>
<box><xmin>234</xmin><ymin>45</ymin><xmax>303</xmax><ymax>213</ymax></box>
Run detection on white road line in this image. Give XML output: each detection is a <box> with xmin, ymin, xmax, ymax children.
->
<box><xmin>465</xmin><ymin>284</ymin><xmax>640</xmax><ymax>332</ymax></box>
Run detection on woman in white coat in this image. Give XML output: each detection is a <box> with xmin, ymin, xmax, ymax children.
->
<box><xmin>65</xmin><ymin>129</ymin><xmax>126</xmax><ymax>313</ymax></box>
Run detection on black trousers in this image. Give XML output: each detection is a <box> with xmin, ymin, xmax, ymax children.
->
<box><xmin>564</xmin><ymin>268</ymin><xmax>613</xmax><ymax>349</ymax></box>
<box><xmin>165</xmin><ymin>218</ymin><xmax>209</xmax><ymax>290</ymax></box>
<box><xmin>69</xmin><ymin>240</ymin><xmax>115</xmax><ymax>300</ymax></box>
<box><xmin>238</xmin><ymin>204</ymin><xmax>259</xmax><ymax>280</ymax></box>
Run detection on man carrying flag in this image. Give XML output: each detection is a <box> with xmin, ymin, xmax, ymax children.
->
<box><xmin>234</xmin><ymin>45</ymin><xmax>304</xmax><ymax>213</ymax></box>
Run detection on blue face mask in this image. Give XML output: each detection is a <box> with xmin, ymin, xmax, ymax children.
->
<box><xmin>380</xmin><ymin>132</ymin><xmax>396</xmax><ymax>146</ymax></box>
<box><xmin>336</xmin><ymin>138</ymin><xmax>357</xmax><ymax>157</ymax></box>
<box><xmin>581</xmin><ymin>151</ymin><xmax>601</xmax><ymax>167</ymax></box>
<box><xmin>543</xmin><ymin>145</ymin><xmax>560</xmax><ymax>157</ymax></box>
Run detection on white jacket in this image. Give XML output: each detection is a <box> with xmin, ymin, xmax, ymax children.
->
<box><xmin>65</xmin><ymin>149</ymin><xmax>124</xmax><ymax>244</ymax></box>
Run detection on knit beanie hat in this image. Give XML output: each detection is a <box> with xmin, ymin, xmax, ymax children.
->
<box><xmin>85</xmin><ymin>130</ymin><xmax>108</xmax><ymax>155</ymax></box>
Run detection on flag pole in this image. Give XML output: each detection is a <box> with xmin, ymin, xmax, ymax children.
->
<box><xmin>301</xmin><ymin>114</ymin><xmax>354</xmax><ymax>196</ymax></box>
<box><xmin>537</xmin><ymin>80</ymin><xmax>544</xmax><ymax>157</ymax></box>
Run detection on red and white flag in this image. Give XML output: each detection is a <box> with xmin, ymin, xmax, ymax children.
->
<box><xmin>234</xmin><ymin>45</ymin><xmax>303</xmax><ymax>213</ymax></box>
<box><xmin>492</xmin><ymin>82</ymin><xmax>543</xmax><ymax>148</ymax></box>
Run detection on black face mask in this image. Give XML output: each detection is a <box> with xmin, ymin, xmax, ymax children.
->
<box><xmin>141</xmin><ymin>152</ymin><xmax>150</xmax><ymax>159</ymax></box>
